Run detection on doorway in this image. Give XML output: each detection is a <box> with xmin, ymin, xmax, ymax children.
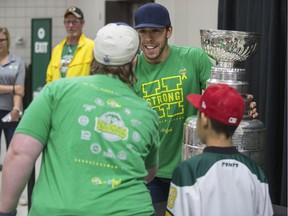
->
<box><xmin>105</xmin><ymin>0</ymin><xmax>154</xmax><ymax>26</ymax></box>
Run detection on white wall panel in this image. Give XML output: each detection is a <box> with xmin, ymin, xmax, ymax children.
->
<box><xmin>156</xmin><ymin>0</ymin><xmax>217</xmax><ymax>48</ymax></box>
<box><xmin>0</xmin><ymin>0</ymin><xmax>216</xmax><ymax>65</ymax></box>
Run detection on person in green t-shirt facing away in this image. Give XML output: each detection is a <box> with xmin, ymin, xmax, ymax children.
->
<box><xmin>0</xmin><ymin>23</ymin><xmax>159</xmax><ymax>216</ymax></box>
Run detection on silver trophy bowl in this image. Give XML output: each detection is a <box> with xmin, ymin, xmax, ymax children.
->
<box><xmin>182</xmin><ymin>29</ymin><xmax>265</xmax><ymax>168</ymax></box>
<box><xmin>200</xmin><ymin>29</ymin><xmax>261</xmax><ymax>67</ymax></box>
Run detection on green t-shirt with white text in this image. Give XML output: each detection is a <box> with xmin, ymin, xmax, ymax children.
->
<box><xmin>16</xmin><ymin>75</ymin><xmax>159</xmax><ymax>216</ymax></box>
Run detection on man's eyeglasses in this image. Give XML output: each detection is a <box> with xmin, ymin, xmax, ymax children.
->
<box><xmin>0</xmin><ymin>38</ymin><xmax>7</xmax><ymax>43</ymax></box>
<box><xmin>64</xmin><ymin>20</ymin><xmax>81</xmax><ymax>25</ymax></box>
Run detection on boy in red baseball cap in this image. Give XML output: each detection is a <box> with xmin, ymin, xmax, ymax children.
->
<box><xmin>166</xmin><ymin>84</ymin><xmax>273</xmax><ymax>216</ymax></box>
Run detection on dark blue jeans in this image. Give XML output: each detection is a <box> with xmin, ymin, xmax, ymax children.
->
<box><xmin>147</xmin><ymin>177</ymin><xmax>171</xmax><ymax>203</ymax></box>
<box><xmin>0</xmin><ymin>110</ymin><xmax>17</xmax><ymax>150</ymax></box>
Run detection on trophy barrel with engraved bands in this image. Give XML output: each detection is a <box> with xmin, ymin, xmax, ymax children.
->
<box><xmin>182</xmin><ymin>29</ymin><xmax>265</xmax><ymax>167</ymax></box>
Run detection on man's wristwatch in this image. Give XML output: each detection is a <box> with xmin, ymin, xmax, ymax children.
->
<box><xmin>12</xmin><ymin>107</ymin><xmax>23</xmax><ymax>116</ymax></box>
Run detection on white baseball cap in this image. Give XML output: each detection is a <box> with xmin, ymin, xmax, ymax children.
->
<box><xmin>94</xmin><ymin>23</ymin><xmax>139</xmax><ymax>66</ymax></box>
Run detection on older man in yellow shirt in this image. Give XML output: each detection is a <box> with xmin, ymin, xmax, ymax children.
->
<box><xmin>46</xmin><ymin>6</ymin><xmax>94</xmax><ymax>83</ymax></box>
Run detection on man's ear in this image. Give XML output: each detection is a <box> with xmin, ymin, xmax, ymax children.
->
<box><xmin>166</xmin><ymin>26</ymin><xmax>173</xmax><ymax>39</ymax></box>
<box><xmin>200</xmin><ymin>112</ymin><xmax>209</xmax><ymax>127</ymax></box>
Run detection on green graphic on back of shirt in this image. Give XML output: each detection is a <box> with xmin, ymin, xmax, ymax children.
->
<box><xmin>60</xmin><ymin>43</ymin><xmax>78</xmax><ymax>77</ymax></box>
<box><xmin>142</xmin><ymin>75</ymin><xmax>184</xmax><ymax>118</ymax></box>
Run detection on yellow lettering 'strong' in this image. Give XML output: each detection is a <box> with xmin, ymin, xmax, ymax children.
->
<box><xmin>142</xmin><ymin>76</ymin><xmax>184</xmax><ymax>118</ymax></box>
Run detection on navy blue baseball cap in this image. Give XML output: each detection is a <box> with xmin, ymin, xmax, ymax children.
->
<box><xmin>134</xmin><ymin>3</ymin><xmax>171</xmax><ymax>29</ymax></box>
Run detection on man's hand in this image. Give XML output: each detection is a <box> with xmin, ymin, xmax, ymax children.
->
<box><xmin>246</xmin><ymin>94</ymin><xmax>258</xmax><ymax>119</ymax></box>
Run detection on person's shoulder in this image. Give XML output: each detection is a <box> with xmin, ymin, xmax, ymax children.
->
<box><xmin>172</xmin><ymin>155</ymin><xmax>207</xmax><ymax>185</ymax></box>
<box><xmin>81</xmin><ymin>34</ymin><xmax>95</xmax><ymax>45</ymax></box>
<box><xmin>47</xmin><ymin>76</ymin><xmax>91</xmax><ymax>94</ymax></box>
<box><xmin>170</xmin><ymin>44</ymin><xmax>206</xmax><ymax>54</ymax></box>
<box><xmin>169</xmin><ymin>45</ymin><xmax>209</xmax><ymax>61</ymax></box>
<box><xmin>10</xmin><ymin>53</ymin><xmax>22</xmax><ymax>60</ymax></box>
<box><xmin>54</xmin><ymin>75</ymin><xmax>90</xmax><ymax>85</ymax></box>
<box><xmin>125</xmin><ymin>89</ymin><xmax>159</xmax><ymax>118</ymax></box>
<box><xmin>51</xmin><ymin>39</ymin><xmax>66</xmax><ymax>52</ymax></box>
<box><xmin>141</xmin><ymin>98</ymin><xmax>158</xmax><ymax>115</ymax></box>
<box><xmin>9</xmin><ymin>54</ymin><xmax>25</xmax><ymax>64</ymax></box>
<box><xmin>175</xmin><ymin>154</ymin><xmax>204</xmax><ymax>172</ymax></box>
<box><xmin>237</xmin><ymin>153</ymin><xmax>268</xmax><ymax>182</ymax></box>
<box><xmin>55</xmin><ymin>38</ymin><xmax>67</xmax><ymax>47</ymax></box>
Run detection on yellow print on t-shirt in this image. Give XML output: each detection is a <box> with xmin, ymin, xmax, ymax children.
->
<box><xmin>95</xmin><ymin>112</ymin><xmax>128</xmax><ymax>141</ymax></box>
<box><xmin>167</xmin><ymin>186</ymin><xmax>177</xmax><ymax>209</ymax></box>
<box><xmin>142</xmin><ymin>76</ymin><xmax>184</xmax><ymax>118</ymax></box>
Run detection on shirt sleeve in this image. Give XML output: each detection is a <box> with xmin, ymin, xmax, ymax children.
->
<box><xmin>197</xmin><ymin>50</ymin><xmax>214</xmax><ymax>90</ymax></box>
<box><xmin>15</xmin><ymin>83</ymin><xmax>55</xmax><ymax>145</ymax></box>
<box><xmin>166</xmin><ymin>165</ymin><xmax>201</xmax><ymax>216</ymax></box>
<box><xmin>14</xmin><ymin>57</ymin><xmax>26</xmax><ymax>85</ymax></box>
<box><xmin>257</xmin><ymin>182</ymin><xmax>274</xmax><ymax>216</ymax></box>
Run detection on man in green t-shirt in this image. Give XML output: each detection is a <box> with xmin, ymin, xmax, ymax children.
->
<box><xmin>0</xmin><ymin>23</ymin><xmax>159</xmax><ymax>216</ymax></box>
<box><xmin>133</xmin><ymin>3</ymin><xmax>258</xmax><ymax>215</ymax></box>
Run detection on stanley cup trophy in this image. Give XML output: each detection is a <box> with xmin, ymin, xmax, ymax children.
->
<box><xmin>182</xmin><ymin>29</ymin><xmax>265</xmax><ymax>167</ymax></box>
